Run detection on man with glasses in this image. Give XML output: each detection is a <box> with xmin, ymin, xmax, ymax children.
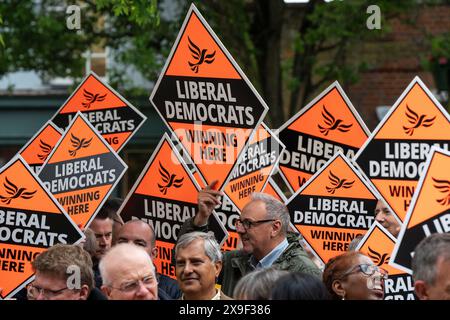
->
<box><xmin>99</xmin><ymin>243</ymin><xmax>158</xmax><ymax>300</ymax></box>
<box><xmin>178</xmin><ymin>181</ymin><xmax>321</xmax><ymax>297</ymax></box>
<box><xmin>28</xmin><ymin>244</ymin><xmax>106</xmax><ymax>300</ymax></box>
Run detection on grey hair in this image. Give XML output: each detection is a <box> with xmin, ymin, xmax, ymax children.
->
<box><xmin>412</xmin><ymin>233</ymin><xmax>450</xmax><ymax>285</ymax></box>
<box><xmin>250</xmin><ymin>192</ymin><xmax>290</xmax><ymax>234</ymax></box>
<box><xmin>233</xmin><ymin>267</ymin><xmax>289</xmax><ymax>300</ymax></box>
<box><xmin>175</xmin><ymin>231</ymin><xmax>222</xmax><ymax>263</ymax></box>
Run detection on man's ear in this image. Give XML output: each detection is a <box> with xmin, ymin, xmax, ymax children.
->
<box><xmin>101</xmin><ymin>285</ymin><xmax>112</xmax><ymax>299</ymax></box>
<box><xmin>271</xmin><ymin>220</ymin><xmax>282</xmax><ymax>237</ymax></box>
<box><xmin>214</xmin><ymin>260</ymin><xmax>223</xmax><ymax>278</ymax></box>
<box><xmin>151</xmin><ymin>246</ymin><xmax>158</xmax><ymax>260</ymax></box>
<box><xmin>332</xmin><ymin>280</ymin><xmax>346</xmax><ymax>300</ymax></box>
<box><xmin>414</xmin><ymin>280</ymin><xmax>429</xmax><ymax>300</ymax></box>
<box><xmin>79</xmin><ymin>285</ymin><xmax>90</xmax><ymax>300</ymax></box>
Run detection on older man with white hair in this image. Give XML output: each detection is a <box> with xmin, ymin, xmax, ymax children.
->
<box><xmin>99</xmin><ymin>243</ymin><xmax>158</xmax><ymax>300</ymax></box>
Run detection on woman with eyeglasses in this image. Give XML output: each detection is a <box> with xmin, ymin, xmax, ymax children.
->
<box><xmin>322</xmin><ymin>251</ymin><xmax>388</xmax><ymax>300</ymax></box>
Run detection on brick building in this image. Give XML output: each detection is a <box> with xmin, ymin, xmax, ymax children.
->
<box><xmin>348</xmin><ymin>4</ymin><xmax>450</xmax><ymax>130</ymax></box>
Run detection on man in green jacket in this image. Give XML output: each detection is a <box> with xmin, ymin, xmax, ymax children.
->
<box><xmin>178</xmin><ymin>180</ymin><xmax>322</xmax><ymax>297</ymax></box>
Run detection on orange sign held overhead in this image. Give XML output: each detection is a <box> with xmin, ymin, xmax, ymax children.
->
<box><xmin>117</xmin><ymin>134</ymin><xmax>227</xmax><ymax>279</ymax></box>
<box><xmin>0</xmin><ymin>156</ymin><xmax>83</xmax><ymax>300</ymax></box>
<box><xmin>286</xmin><ymin>152</ymin><xmax>379</xmax><ymax>264</ymax></box>
<box><xmin>38</xmin><ymin>112</ymin><xmax>127</xmax><ymax>229</ymax></box>
<box><xmin>150</xmin><ymin>4</ymin><xmax>268</xmax><ymax>192</ymax></box>
<box><xmin>19</xmin><ymin>121</ymin><xmax>63</xmax><ymax>175</ymax></box>
<box><xmin>355</xmin><ymin>77</ymin><xmax>450</xmax><ymax>222</ymax></box>
<box><xmin>51</xmin><ymin>72</ymin><xmax>146</xmax><ymax>152</ymax></box>
<box><xmin>223</xmin><ymin>123</ymin><xmax>285</xmax><ymax>212</ymax></box>
<box><xmin>355</xmin><ymin>222</ymin><xmax>416</xmax><ymax>300</ymax></box>
<box><xmin>391</xmin><ymin>147</ymin><xmax>450</xmax><ymax>274</ymax></box>
<box><xmin>278</xmin><ymin>81</ymin><xmax>370</xmax><ymax>193</ymax></box>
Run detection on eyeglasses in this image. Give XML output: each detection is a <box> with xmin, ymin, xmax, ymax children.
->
<box><xmin>109</xmin><ymin>275</ymin><xmax>158</xmax><ymax>293</ymax></box>
<box><xmin>27</xmin><ymin>283</ymin><xmax>70</xmax><ymax>299</ymax></box>
<box><xmin>340</xmin><ymin>264</ymin><xmax>388</xmax><ymax>280</ymax></box>
<box><xmin>234</xmin><ymin>218</ymin><xmax>276</xmax><ymax>230</ymax></box>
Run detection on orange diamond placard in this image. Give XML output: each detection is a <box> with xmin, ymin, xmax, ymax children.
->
<box><xmin>0</xmin><ymin>156</ymin><xmax>83</xmax><ymax>300</ymax></box>
<box><xmin>278</xmin><ymin>81</ymin><xmax>370</xmax><ymax>193</ymax></box>
<box><xmin>51</xmin><ymin>72</ymin><xmax>146</xmax><ymax>152</ymax></box>
<box><xmin>356</xmin><ymin>222</ymin><xmax>416</xmax><ymax>300</ymax></box>
<box><xmin>39</xmin><ymin>112</ymin><xmax>127</xmax><ymax>229</ymax></box>
<box><xmin>286</xmin><ymin>152</ymin><xmax>379</xmax><ymax>264</ymax></box>
<box><xmin>355</xmin><ymin>77</ymin><xmax>450</xmax><ymax>222</ymax></box>
<box><xmin>19</xmin><ymin>121</ymin><xmax>63</xmax><ymax>175</ymax></box>
<box><xmin>223</xmin><ymin>123</ymin><xmax>285</xmax><ymax>212</ymax></box>
<box><xmin>150</xmin><ymin>4</ymin><xmax>268</xmax><ymax>192</ymax></box>
<box><xmin>391</xmin><ymin>147</ymin><xmax>450</xmax><ymax>274</ymax></box>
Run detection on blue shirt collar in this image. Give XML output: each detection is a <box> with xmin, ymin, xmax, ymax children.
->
<box><xmin>249</xmin><ymin>238</ymin><xmax>289</xmax><ymax>269</ymax></box>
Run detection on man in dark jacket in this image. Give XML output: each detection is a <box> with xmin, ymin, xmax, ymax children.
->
<box><xmin>179</xmin><ymin>180</ymin><xmax>322</xmax><ymax>296</ymax></box>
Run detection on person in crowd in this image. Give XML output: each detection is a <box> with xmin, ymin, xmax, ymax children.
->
<box><xmin>322</xmin><ymin>251</ymin><xmax>387</xmax><ymax>300</ymax></box>
<box><xmin>374</xmin><ymin>199</ymin><xmax>400</xmax><ymax>237</ymax></box>
<box><xmin>175</xmin><ymin>231</ymin><xmax>232</xmax><ymax>300</ymax></box>
<box><xmin>28</xmin><ymin>244</ymin><xmax>106</xmax><ymax>300</ymax></box>
<box><xmin>88</xmin><ymin>207</ymin><xmax>114</xmax><ymax>288</ymax></box>
<box><xmin>412</xmin><ymin>232</ymin><xmax>450</xmax><ymax>300</ymax></box>
<box><xmin>271</xmin><ymin>272</ymin><xmax>331</xmax><ymax>300</ymax></box>
<box><xmin>116</xmin><ymin>219</ymin><xmax>181</xmax><ymax>299</ymax></box>
<box><xmin>233</xmin><ymin>267</ymin><xmax>288</xmax><ymax>300</ymax></box>
<box><xmin>100</xmin><ymin>197</ymin><xmax>124</xmax><ymax>245</ymax></box>
<box><xmin>178</xmin><ymin>181</ymin><xmax>322</xmax><ymax>296</ymax></box>
<box><xmin>99</xmin><ymin>243</ymin><xmax>158</xmax><ymax>300</ymax></box>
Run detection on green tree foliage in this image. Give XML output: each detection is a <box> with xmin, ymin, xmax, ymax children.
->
<box><xmin>0</xmin><ymin>0</ymin><xmax>161</xmax><ymax>86</ymax></box>
<box><xmin>0</xmin><ymin>0</ymin><xmax>442</xmax><ymax>125</ymax></box>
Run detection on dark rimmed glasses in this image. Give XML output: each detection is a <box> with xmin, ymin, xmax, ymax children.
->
<box><xmin>340</xmin><ymin>263</ymin><xmax>388</xmax><ymax>280</ymax></box>
<box><xmin>234</xmin><ymin>218</ymin><xmax>276</xmax><ymax>230</ymax></box>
